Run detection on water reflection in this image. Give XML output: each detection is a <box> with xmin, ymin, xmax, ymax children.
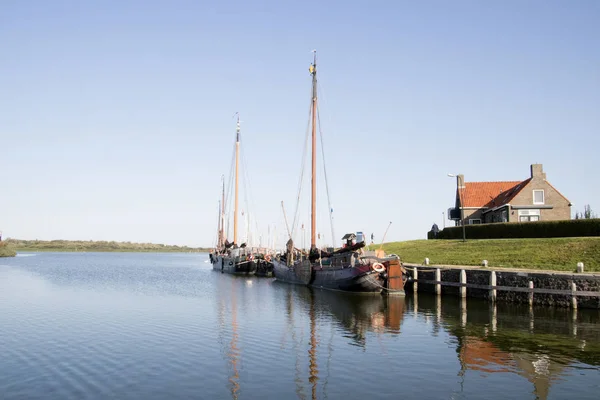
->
<box><xmin>297</xmin><ymin>289</ymin><xmax>405</xmax><ymax>347</ymax></box>
<box><xmin>282</xmin><ymin>287</ymin><xmax>407</xmax><ymax>399</ymax></box>
<box><xmin>410</xmin><ymin>293</ymin><xmax>600</xmax><ymax>400</ymax></box>
<box><xmin>216</xmin><ymin>278</ymin><xmax>241</xmax><ymax>399</ymax></box>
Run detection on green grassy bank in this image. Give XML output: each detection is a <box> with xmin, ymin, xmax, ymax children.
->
<box><xmin>0</xmin><ymin>241</ymin><xmax>17</xmax><ymax>257</ymax></box>
<box><xmin>378</xmin><ymin>237</ymin><xmax>600</xmax><ymax>272</ymax></box>
<box><xmin>6</xmin><ymin>239</ymin><xmax>210</xmax><ymax>253</ymax></box>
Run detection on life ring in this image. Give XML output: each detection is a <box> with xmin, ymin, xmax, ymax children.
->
<box><xmin>372</xmin><ymin>262</ymin><xmax>385</xmax><ymax>273</ymax></box>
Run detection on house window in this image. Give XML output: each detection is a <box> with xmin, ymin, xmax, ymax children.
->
<box><xmin>469</xmin><ymin>219</ymin><xmax>481</xmax><ymax>224</ymax></box>
<box><xmin>518</xmin><ymin>209</ymin><xmax>540</xmax><ymax>222</ymax></box>
<box><xmin>533</xmin><ymin>190</ymin><xmax>545</xmax><ymax>205</ymax></box>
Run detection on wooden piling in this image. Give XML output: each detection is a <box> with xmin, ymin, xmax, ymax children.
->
<box><xmin>412</xmin><ymin>267</ymin><xmax>418</xmax><ymax>292</ymax></box>
<box><xmin>489</xmin><ymin>271</ymin><xmax>497</xmax><ymax>303</ymax></box>
<box><xmin>460</xmin><ymin>269</ymin><xmax>467</xmax><ymax>298</ymax></box>
<box><xmin>528</xmin><ymin>281</ymin><xmax>534</xmax><ymax>307</ymax></box>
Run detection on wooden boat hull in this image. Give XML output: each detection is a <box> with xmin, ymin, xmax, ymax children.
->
<box><xmin>273</xmin><ymin>259</ymin><xmax>383</xmax><ymax>293</ymax></box>
<box><xmin>211</xmin><ymin>254</ymin><xmax>257</xmax><ymax>275</ymax></box>
<box><xmin>255</xmin><ymin>259</ymin><xmax>274</xmax><ymax>277</ymax></box>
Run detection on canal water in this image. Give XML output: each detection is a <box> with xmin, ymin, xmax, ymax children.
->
<box><xmin>1</xmin><ymin>252</ymin><xmax>599</xmax><ymax>399</ymax></box>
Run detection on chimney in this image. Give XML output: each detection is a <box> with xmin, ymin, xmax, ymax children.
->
<box><xmin>457</xmin><ymin>174</ymin><xmax>465</xmax><ymax>189</ymax></box>
<box><xmin>530</xmin><ymin>164</ymin><xmax>546</xmax><ymax>180</ymax></box>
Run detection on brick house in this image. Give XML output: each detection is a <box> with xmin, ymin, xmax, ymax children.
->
<box><xmin>448</xmin><ymin>164</ymin><xmax>571</xmax><ymax>225</ymax></box>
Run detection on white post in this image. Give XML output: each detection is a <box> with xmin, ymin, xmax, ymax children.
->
<box><xmin>460</xmin><ymin>269</ymin><xmax>467</xmax><ymax>298</ymax></box>
<box><xmin>435</xmin><ymin>268</ymin><xmax>441</xmax><ymax>295</ymax></box>
<box><xmin>571</xmin><ymin>282</ymin><xmax>578</xmax><ymax>309</ymax></box>
<box><xmin>413</xmin><ymin>267</ymin><xmax>418</xmax><ymax>292</ymax></box>
<box><xmin>577</xmin><ymin>262</ymin><xmax>584</xmax><ymax>273</ymax></box>
<box><xmin>528</xmin><ymin>281</ymin><xmax>534</xmax><ymax>307</ymax></box>
<box><xmin>489</xmin><ymin>271</ymin><xmax>497</xmax><ymax>303</ymax></box>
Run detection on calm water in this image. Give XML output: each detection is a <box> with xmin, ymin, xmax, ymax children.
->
<box><xmin>1</xmin><ymin>252</ymin><xmax>599</xmax><ymax>400</ymax></box>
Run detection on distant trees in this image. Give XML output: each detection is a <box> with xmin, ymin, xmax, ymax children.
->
<box><xmin>574</xmin><ymin>204</ymin><xmax>597</xmax><ymax>220</ymax></box>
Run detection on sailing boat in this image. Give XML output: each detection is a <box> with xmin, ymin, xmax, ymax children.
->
<box><xmin>272</xmin><ymin>52</ymin><xmax>402</xmax><ymax>293</ymax></box>
<box><xmin>209</xmin><ymin>116</ymin><xmax>260</xmax><ymax>275</ymax></box>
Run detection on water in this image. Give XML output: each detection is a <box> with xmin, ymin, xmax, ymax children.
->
<box><xmin>1</xmin><ymin>252</ymin><xmax>599</xmax><ymax>400</ymax></box>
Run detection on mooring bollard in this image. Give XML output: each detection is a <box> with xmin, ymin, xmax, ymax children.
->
<box><xmin>424</xmin><ymin>257</ymin><xmax>429</xmax><ymax>266</ymax></box>
<box><xmin>435</xmin><ymin>268</ymin><xmax>441</xmax><ymax>295</ymax></box>
<box><xmin>460</xmin><ymin>269</ymin><xmax>467</xmax><ymax>298</ymax></box>
<box><xmin>528</xmin><ymin>281</ymin><xmax>534</xmax><ymax>307</ymax></box>
<box><xmin>571</xmin><ymin>281</ymin><xmax>578</xmax><ymax>309</ymax></box>
<box><xmin>577</xmin><ymin>262</ymin><xmax>584</xmax><ymax>273</ymax></box>
<box><xmin>482</xmin><ymin>259</ymin><xmax>488</xmax><ymax>267</ymax></box>
<box><xmin>489</xmin><ymin>271</ymin><xmax>497</xmax><ymax>302</ymax></box>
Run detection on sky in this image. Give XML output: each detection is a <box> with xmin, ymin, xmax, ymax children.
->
<box><xmin>1</xmin><ymin>0</ymin><xmax>599</xmax><ymax>248</ymax></box>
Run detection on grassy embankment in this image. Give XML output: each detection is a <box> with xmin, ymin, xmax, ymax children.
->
<box><xmin>0</xmin><ymin>241</ymin><xmax>17</xmax><ymax>257</ymax></box>
<box><xmin>377</xmin><ymin>237</ymin><xmax>600</xmax><ymax>272</ymax></box>
<box><xmin>6</xmin><ymin>239</ymin><xmax>211</xmax><ymax>253</ymax></box>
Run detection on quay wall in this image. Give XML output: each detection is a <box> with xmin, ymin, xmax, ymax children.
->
<box><xmin>404</xmin><ymin>263</ymin><xmax>600</xmax><ymax>309</ymax></box>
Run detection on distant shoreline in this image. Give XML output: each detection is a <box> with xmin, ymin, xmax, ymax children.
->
<box><xmin>4</xmin><ymin>239</ymin><xmax>211</xmax><ymax>254</ymax></box>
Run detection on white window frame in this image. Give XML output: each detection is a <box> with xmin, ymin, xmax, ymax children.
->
<box><xmin>533</xmin><ymin>189</ymin><xmax>545</xmax><ymax>205</ymax></box>
<box><xmin>469</xmin><ymin>219</ymin><xmax>481</xmax><ymax>224</ymax></box>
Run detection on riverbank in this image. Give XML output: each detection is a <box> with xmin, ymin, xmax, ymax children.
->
<box><xmin>0</xmin><ymin>242</ymin><xmax>16</xmax><ymax>257</ymax></box>
<box><xmin>5</xmin><ymin>239</ymin><xmax>210</xmax><ymax>253</ymax></box>
<box><xmin>378</xmin><ymin>237</ymin><xmax>600</xmax><ymax>272</ymax></box>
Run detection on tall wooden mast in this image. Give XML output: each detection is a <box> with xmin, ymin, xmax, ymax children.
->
<box><xmin>310</xmin><ymin>51</ymin><xmax>317</xmax><ymax>250</ymax></box>
<box><xmin>220</xmin><ymin>174</ymin><xmax>225</xmax><ymax>246</ymax></box>
<box><xmin>234</xmin><ymin>115</ymin><xmax>240</xmax><ymax>245</ymax></box>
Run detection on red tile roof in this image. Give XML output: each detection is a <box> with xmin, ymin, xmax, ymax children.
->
<box><xmin>459</xmin><ymin>179</ymin><xmax>531</xmax><ymax>208</ymax></box>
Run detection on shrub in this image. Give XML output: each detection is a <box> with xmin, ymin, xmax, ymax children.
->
<box><xmin>430</xmin><ymin>219</ymin><xmax>600</xmax><ymax>240</ymax></box>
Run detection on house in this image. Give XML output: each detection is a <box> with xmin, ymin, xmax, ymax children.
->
<box><xmin>448</xmin><ymin>164</ymin><xmax>571</xmax><ymax>225</ymax></box>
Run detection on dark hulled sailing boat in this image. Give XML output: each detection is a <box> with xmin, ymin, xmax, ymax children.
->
<box><xmin>272</xmin><ymin>52</ymin><xmax>401</xmax><ymax>293</ymax></box>
<box><xmin>209</xmin><ymin>116</ymin><xmax>260</xmax><ymax>275</ymax></box>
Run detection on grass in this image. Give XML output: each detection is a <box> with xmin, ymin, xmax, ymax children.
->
<box><xmin>5</xmin><ymin>239</ymin><xmax>211</xmax><ymax>253</ymax></box>
<box><xmin>0</xmin><ymin>241</ymin><xmax>16</xmax><ymax>257</ymax></box>
<box><xmin>377</xmin><ymin>237</ymin><xmax>600</xmax><ymax>272</ymax></box>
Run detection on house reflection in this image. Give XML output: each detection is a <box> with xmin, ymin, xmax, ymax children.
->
<box><xmin>410</xmin><ymin>294</ymin><xmax>600</xmax><ymax>400</ymax></box>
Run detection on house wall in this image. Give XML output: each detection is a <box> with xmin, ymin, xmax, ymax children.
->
<box><xmin>509</xmin><ymin>166</ymin><xmax>571</xmax><ymax>222</ymax></box>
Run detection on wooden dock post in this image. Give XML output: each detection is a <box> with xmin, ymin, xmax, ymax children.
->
<box><xmin>489</xmin><ymin>271</ymin><xmax>497</xmax><ymax>303</ymax></box>
<box><xmin>435</xmin><ymin>268</ymin><xmax>441</xmax><ymax>295</ymax></box>
<box><xmin>571</xmin><ymin>282</ymin><xmax>578</xmax><ymax>309</ymax></box>
<box><xmin>528</xmin><ymin>281</ymin><xmax>534</xmax><ymax>307</ymax></box>
<box><xmin>460</xmin><ymin>269</ymin><xmax>467</xmax><ymax>298</ymax></box>
<box><xmin>413</xmin><ymin>267</ymin><xmax>418</xmax><ymax>292</ymax></box>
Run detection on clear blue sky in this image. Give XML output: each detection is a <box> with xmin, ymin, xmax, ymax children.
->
<box><xmin>1</xmin><ymin>0</ymin><xmax>598</xmax><ymax>248</ymax></box>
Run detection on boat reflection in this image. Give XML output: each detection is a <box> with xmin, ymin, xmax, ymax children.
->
<box><xmin>304</xmin><ymin>288</ymin><xmax>406</xmax><ymax>347</ymax></box>
<box><xmin>282</xmin><ymin>287</ymin><xmax>407</xmax><ymax>399</ymax></box>
<box><xmin>409</xmin><ymin>294</ymin><xmax>600</xmax><ymax>400</ymax></box>
<box><xmin>217</xmin><ymin>278</ymin><xmax>241</xmax><ymax>399</ymax></box>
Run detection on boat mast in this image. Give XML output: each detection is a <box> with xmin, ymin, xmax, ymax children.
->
<box><xmin>234</xmin><ymin>114</ymin><xmax>240</xmax><ymax>245</ymax></box>
<box><xmin>220</xmin><ymin>174</ymin><xmax>225</xmax><ymax>246</ymax></box>
<box><xmin>310</xmin><ymin>51</ymin><xmax>317</xmax><ymax>250</ymax></box>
